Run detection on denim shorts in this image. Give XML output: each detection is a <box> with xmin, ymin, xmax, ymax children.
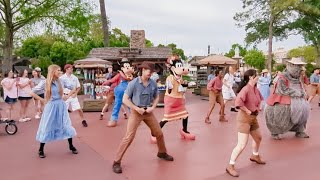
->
<box><xmin>5</xmin><ymin>96</ymin><xmax>17</xmax><ymax>104</ymax></box>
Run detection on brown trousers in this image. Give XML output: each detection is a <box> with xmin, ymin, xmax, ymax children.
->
<box><xmin>206</xmin><ymin>91</ymin><xmax>225</xmax><ymax>118</ymax></box>
<box><xmin>115</xmin><ymin>109</ymin><xmax>167</xmax><ymax>162</ymax></box>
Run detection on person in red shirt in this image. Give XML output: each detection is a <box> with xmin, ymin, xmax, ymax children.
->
<box><xmin>205</xmin><ymin>69</ymin><xmax>227</xmax><ymax>124</ymax></box>
<box><xmin>226</xmin><ymin>69</ymin><xmax>266</xmax><ymax>177</ymax></box>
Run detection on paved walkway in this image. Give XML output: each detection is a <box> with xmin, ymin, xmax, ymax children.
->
<box><xmin>1</xmin><ymin>92</ymin><xmax>319</xmax><ymax>180</ymax></box>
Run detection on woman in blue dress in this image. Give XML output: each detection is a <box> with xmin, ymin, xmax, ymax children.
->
<box><xmin>31</xmin><ymin>64</ymin><xmax>78</xmax><ymax>158</ymax></box>
<box><xmin>257</xmin><ymin>69</ymin><xmax>271</xmax><ymax>109</ymax></box>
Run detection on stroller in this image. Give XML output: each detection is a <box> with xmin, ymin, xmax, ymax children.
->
<box><xmin>0</xmin><ymin>108</ymin><xmax>18</xmax><ymax>135</ymax></box>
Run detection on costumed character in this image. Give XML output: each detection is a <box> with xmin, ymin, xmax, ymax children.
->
<box><xmin>107</xmin><ymin>58</ymin><xmax>134</xmax><ymax>127</ymax></box>
<box><xmin>264</xmin><ymin>58</ymin><xmax>310</xmax><ymax>140</ymax></box>
<box><xmin>151</xmin><ymin>55</ymin><xmax>195</xmax><ymax>143</ymax></box>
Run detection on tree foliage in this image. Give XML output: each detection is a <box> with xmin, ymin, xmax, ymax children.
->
<box><xmin>287</xmin><ymin>46</ymin><xmax>317</xmax><ymax>63</ymax></box>
<box><xmin>0</xmin><ymin>0</ymin><xmax>94</xmax><ymax>73</ymax></box>
<box><xmin>234</xmin><ymin>0</ymin><xmax>320</xmax><ymax>70</ymax></box>
<box><xmin>286</xmin><ymin>0</ymin><xmax>320</xmax><ymax>64</ymax></box>
<box><xmin>225</xmin><ymin>43</ymin><xmax>247</xmax><ymax>58</ymax></box>
<box><xmin>159</xmin><ymin>43</ymin><xmax>186</xmax><ymax>60</ymax></box>
<box><xmin>244</xmin><ymin>49</ymin><xmax>266</xmax><ymax>71</ymax></box>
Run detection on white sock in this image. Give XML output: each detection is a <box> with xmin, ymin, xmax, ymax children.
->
<box><xmin>253</xmin><ymin>151</ymin><xmax>259</xmax><ymax>156</ymax></box>
<box><xmin>229</xmin><ymin>160</ymin><xmax>235</xmax><ymax>165</ymax></box>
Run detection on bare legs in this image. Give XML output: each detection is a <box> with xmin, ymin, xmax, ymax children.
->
<box><xmin>226</xmin><ymin>129</ymin><xmax>265</xmax><ymax>177</ymax></box>
<box><xmin>19</xmin><ymin>99</ymin><xmax>31</xmax><ymax>122</ymax></box>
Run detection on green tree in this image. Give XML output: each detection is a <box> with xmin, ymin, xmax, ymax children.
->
<box><xmin>0</xmin><ymin>0</ymin><xmax>93</xmax><ymax>73</ymax></box>
<box><xmin>287</xmin><ymin>46</ymin><xmax>317</xmax><ymax>63</ymax></box>
<box><xmin>109</xmin><ymin>28</ymin><xmax>130</xmax><ymax>47</ymax></box>
<box><xmin>50</xmin><ymin>41</ymin><xmax>86</xmax><ymax>67</ymax></box>
<box><xmin>244</xmin><ymin>49</ymin><xmax>266</xmax><ymax>71</ymax></box>
<box><xmin>166</xmin><ymin>43</ymin><xmax>186</xmax><ymax>60</ymax></box>
<box><xmin>18</xmin><ymin>35</ymin><xmax>64</xmax><ymax>58</ymax></box>
<box><xmin>234</xmin><ymin>0</ymin><xmax>319</xmax><ymax>71</ymax></box>
<box><xmin>30</xmin><ymin>56</ymin><xmax>53</xmax><ymax>76</ymax></box>
<box><xmin>287</xmin><ymin>0</ymin><xmax>320</xmax><ymax>65</ymax></box>
<box><xmin>275</xmin><ymin>64</ymin><xmax>286</xmax><ymax>72</ymax></box>
<box><xmin>225</xmin><ymin>44</ymin><xmax>247</xmax><ymax>58</ymax></box>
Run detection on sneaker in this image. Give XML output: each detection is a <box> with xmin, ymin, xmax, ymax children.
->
<box><xmin>24</xmin><ymin>117</ymin><xmax>32</xmax><ymax>121</ymax></box>
<box><xmin>19</xmin><ymin>118</ymin><xmax>28</xmax><ymax>122</ymax></box>
<box><xmin>35</xmin><ymin>115</ymin><xmax>41</xmax><ymax>119</ymax></box>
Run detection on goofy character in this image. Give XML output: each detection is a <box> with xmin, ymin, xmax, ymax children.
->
<box><xmin>151</xmin><ymin>55</ymin><xmax>195</xmax><ymax>143</ymax></box>
<box><xmin>107</xmin><ymin>58</ymin><xmax>134</xmax><ymax>127</ymax></box>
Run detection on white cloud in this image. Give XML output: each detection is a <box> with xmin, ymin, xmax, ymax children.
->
<box><xmin>97</xmin><ymin>0</ymin><xmax>306</xmax><ymax>56</ymax></box>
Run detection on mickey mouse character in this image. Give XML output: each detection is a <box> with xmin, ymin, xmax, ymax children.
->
<box><xmin>106</xmin><ymin>58</ymin><xmax>134</xmax><ymax>127</ymax></box>
<box><xmin>151</xmin><ymin>55</ymin><xmax>195</xmax><ymax>143</ymax></box>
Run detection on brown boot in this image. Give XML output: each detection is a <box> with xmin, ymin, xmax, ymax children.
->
<box><xmin>250</xmin><ymin>155</ymin><xmax>266</xmax><ymax>164</ymax></box>
<box><xmin>226</xmin><ymin>164</ymin><xmax>239</xmax><ymax>177</ymax></box>
<box><xmin>107</xmin><ymin>120</ymin><xmax>117</xmax><ymax>127</ymax></box>
<box><xmin>219</xmin><ymin>115</ymin><xmax>228</xmax><ymax>122</ymax></box>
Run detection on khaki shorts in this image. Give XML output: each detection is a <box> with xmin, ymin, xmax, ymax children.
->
<box><xmin>209</xmin><ymin>91</ymin><xmax>223</xmax><ymax>106</ymax></box>
<box><xmin>307</xmin><ymin>85</ymin><xmax>320</xmax><ymax>96</ymax></box>
<box><xmin>106</xmin><ymin>91</ymin><xmax>115</xmax><ymax>105</ymax></box>
<box><xmin>237</xmin><ymin>110</ymin><xmax>259</xmax><ymax>134</ymax></box>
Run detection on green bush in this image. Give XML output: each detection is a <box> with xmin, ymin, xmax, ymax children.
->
<box><xmin>274</xmin><ymin>64</ymin><xmax>286</xmax><ymax>72</ymax></box>
<box><xmin>305</xmin><ymin>63</ymin><xmax>315</xmax><ymax>77</ymax></box>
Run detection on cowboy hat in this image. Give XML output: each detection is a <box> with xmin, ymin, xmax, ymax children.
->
<box><xmin>261</xmin><ymin>69</ymin><xmax>268</xmax><ymax>73</ymax></box>
<box><xmin>287</xmin><ymin>57</ymin><xmax>307</xmax><ymax>65</ymax></box>
<box><xmin>138</xmin><ymin>61</ymin><xmax>155</xmax><ymax>72</ymax></box>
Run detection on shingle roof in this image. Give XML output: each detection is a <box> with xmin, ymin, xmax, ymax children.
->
<box><xmin>88</xmin><ymin>47</ymin><xmax>172</xmax><ymax>62</ymax></box>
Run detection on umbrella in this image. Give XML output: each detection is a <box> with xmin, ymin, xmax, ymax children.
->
<box><xmin>198</xmin><ymin>55</ymin><xmax>237</xmax><ymax>65</ymax></box>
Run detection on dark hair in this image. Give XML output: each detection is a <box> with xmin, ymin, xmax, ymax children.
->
<box><xmin>215</xmin><ymin>69</ymin><xmax>222</xmax><ymax>76</ymax></box>
<box><xmin>237</xmin><ymin>69</ymin><xmax>257</xmax><ymax>93</ymax></box>
<box><xmin>4</xmin><ymin>69</ymin><xmax>13</xmax><ymax>77</ymax></box>
<box><xmin>19</xmin><ymin>69</ymin><xmax>28</xmax><ymax>77</ymax></box>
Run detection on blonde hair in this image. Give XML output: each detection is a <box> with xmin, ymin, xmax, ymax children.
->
<box><xmin>45</xmin><ymin>65</ymin><xmax>63</xmax><ymax>102</ymax></box>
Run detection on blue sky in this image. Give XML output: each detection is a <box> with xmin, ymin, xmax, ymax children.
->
<box><xmin>97</xmin><ymin>0</ymin><xmax>306</xmax><ymax>56</ymax></box>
